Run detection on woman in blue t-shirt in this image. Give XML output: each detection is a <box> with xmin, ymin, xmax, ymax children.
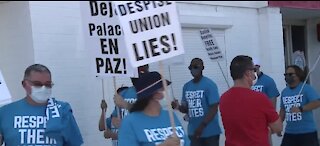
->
<box><xmin>279</xmin><ymin>65</ymin><xmax>320</xmax><ymax>146</ymax></box>
<box><xmin>118</xmin><ymin>71</ymin><xmax>187</xmax><ymax>146</ymax></box>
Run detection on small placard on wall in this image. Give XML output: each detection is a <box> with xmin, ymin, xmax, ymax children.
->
<box><xmin>0</xmin><ymin>70</ymin><xmax>12</xmax><ymax>106</ymax></box>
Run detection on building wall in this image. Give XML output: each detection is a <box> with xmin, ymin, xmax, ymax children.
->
<box><xmin>28</xmin><ymin>1</ymin><xmax>114</xmax><ymax>145</ymax></box>
<box><xmin>1</xmin><ymin>1</ymin><xmax>285</xmax><ymax>146</ymax></box>
<box><xmin>306</xmin><ymin>18</ymin><xmax>320</xmax><ymax>138</ymax></box>
<box><xmin>171</xmin><ymin>3</ymin><xmax>285</xmax><ymax>145</ymax></box>
<box><xmin>0</xmin><ymin>1</ymin><xmax>34</xmax><ymax>101</ymax></box>
<box><xmin>179</xmin><ymin>1</ymin><xmax>268</xmax><ymax>8</ymax></box>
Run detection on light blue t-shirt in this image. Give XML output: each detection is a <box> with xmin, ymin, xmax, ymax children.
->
<box><xmin>0</xmin><ymin>98</ymin><xmax>83</xmax><ymax>146</ymax></box>
<box><xmin>112</xmin><ymin>87</ymin><xmax>137</xmax><ymax>118</ymax></box>
<box><xmin>118</xmin><ymin>109</ymin><xmax>187</xmax><ymax>146</ymax></box>
<box><xmin>105</xmin><ymin>116</ymin><xmax>118</xmax><ymax>146</ymax></box>
<box><xmin>106</xmin><ymin>117</ymin><xmax>112</xmax><ymax>129</ymax></box>
<box><xmin>280</xmin><ymin>83</ymin><xmax>320</xmax><ymax>134</ymax></box>
<box><xmin>105</xmin><ymin>116</ymin><xmax>118</xmax><ymax>135</ymax></box>
<box><xmin>252</xmin><ymin>72</ymin><xmax>280</xmax><ymax>99</ymax></box>
<box><xmin>181</xmin><ymin>76</ymin><xmax>221</xmax><ymax>137</ymax></box>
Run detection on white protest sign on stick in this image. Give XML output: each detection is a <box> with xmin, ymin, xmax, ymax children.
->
<box><xmin>200</xmin><ymin>28</ymin><xmax>230</xmax><ymax>88</ymax></box>
<box><xmin>80</xmin><ymin>1</ymin><xmax>136</xmax><ymax>77</ymax></box>
<box><xmin>200</xmin><ymin>28</ymin><xmax>225</xmax><ymax>61</ymax></box>
<box><xmin>114</xmin><ymin>1</ymin><xmax>185</xmax><ymax>135</ymax></box>
<box><xmin>113</xmin><ymin>1</ymin><xmax>184</xmax><ymax>67</ymax></box>
<box><xmin>80</xmin><ymin>1</ymin><xmax>134</xmax><ymax>129</ymax></box>
<box><xmin>0</xmin><ymin>70</ymin><xmax>12</xmax><ymax>106</ymax></box>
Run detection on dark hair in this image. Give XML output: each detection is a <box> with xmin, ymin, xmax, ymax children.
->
<box><xmin>190</xmin><ymin>58</ymin><xmax>204</xmax><ymax>66</ymax></box>
<box><xmin>286</xmin><ymin>65</ymin><xmax>306</xmax><ymax>81</ymax></box>
<box><xmin>230</xmin><ymin>55</ymin><xmax>253</xmax><ymax>80</ymax></box>
<box><xmin>130</xmin><ymin>95</ymin><xmax>153</xmax><ymax>113</ymax></box>
<box><xmin>116</xmin><ymin>86</ymin><xmax>129</xmax><ymax>94</ymax></box>
<box><xmin>24</xmin><ymin>64</ymin><xmax>51</xmax><ymax>80</ymax></box>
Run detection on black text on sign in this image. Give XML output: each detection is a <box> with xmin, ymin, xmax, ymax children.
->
<box><xmin>96</xmin><ymin>58</ymin><xmax>127</xmax><ymax>74</ymax></box>
<box><xmin>132</xmin><ymin>33</ymin><xmax>177</xmax><ymax>61</ymax></box>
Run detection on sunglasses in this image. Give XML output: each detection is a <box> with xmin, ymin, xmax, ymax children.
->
<box><xmin>26</xmin><ymin>79</ymin><xmax>54</xmax><ymax>88</ymax></box>
<box><xmin>188</xmin><ymin>66</ymin><xmax>201</xmax><ymax>70</ymax></box>
<box><xmin>247</xmin><ymin>67</ymin><xmax>257</xmax><ymax>72</ymax></box>
<box><xmin>284</xmin><ymin>73</ymin><xmax>296</xmax><ymax>77</ymax></box>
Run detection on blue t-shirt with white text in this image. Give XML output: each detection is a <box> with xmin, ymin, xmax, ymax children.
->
<box><xmin>252</xmin><ymin>73</ymin><xmax>280</xmax><ymax>99</ymax></box>
<box><xmin>181</xmin><ymin>76</ymin><xmax>221</xmax><ymax>137</ymax></box>
<box><xmin>0</xmin><ymin>98</ymin><xmax>83</xmax><ymax>146</ymax></box>
<box><xmin>118</xmin><ymin>109</ymin><xmax>187</xmax><ymax>146</ymax></box>
<box><xmin>280</xmin><ymin>83</ymin><xmax>320</xmax><ymax>134</ymax></box>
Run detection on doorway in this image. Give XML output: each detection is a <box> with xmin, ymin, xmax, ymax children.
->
<box><xmin>283</xmin><ymin>25</ymin><xmax>308</xmax><ymax>72</ymax></box>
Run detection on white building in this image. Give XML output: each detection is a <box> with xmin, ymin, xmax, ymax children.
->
<box><xmin>0</xmin><ymin>1</ymin><xmax>319</xmax><ymax>146</ymax></box>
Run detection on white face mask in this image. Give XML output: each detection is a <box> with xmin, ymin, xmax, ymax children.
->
<box><xmin>159</xmin><ymin>97</ymin><xmax>167</xmax><ymax>108</ymax></box>
<box><xmin>252</xmin><ymin>72</ymin><xmax>258</xmax><ymax>85</ymax></box>
<box><xmin>30</xmin><ymin>86</ymin><xmax>51</xmax><ymax>103</ymax></box>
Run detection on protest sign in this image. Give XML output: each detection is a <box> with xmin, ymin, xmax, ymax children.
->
<box><xmin>200</xmin><ymin>28</ymin><xmax>225</xmax><ymax>61</ymax></box>
<box><xmin>0</xmin><ymin>70</ymin><xmax>12</xmax><ymax>106</ymax></box>
<box><xmin>113</xmin><ymin>1</ymin><xmax>184</xmax><ymax>67</ymax></box>
<box><xmin>80</xmin><ymin>1</ymin><xmax>136</xmax><ymax>77</ymax></box>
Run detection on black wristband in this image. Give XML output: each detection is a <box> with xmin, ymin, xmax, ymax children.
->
<box><xmin>299</xmin><ymin>106</ymin><xmax>304</xmax><ymax>112</ymax></box>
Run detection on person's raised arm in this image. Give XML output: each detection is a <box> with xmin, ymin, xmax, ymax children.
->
<box><xmin>98</xmin><ymin>99</ymin><xmax>107</xmax><ymax>131</ymax></box>
<box><xmin>114</xmin><ymin>94</ymin><xmax>133</xmax><ymax>110</ymax></box>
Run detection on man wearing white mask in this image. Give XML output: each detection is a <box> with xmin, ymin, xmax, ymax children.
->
<box><xmin>251</xmin><ymin>58</ymin><xmax>280</xmax><ymax>108</ymax></box>
<box><xmin>0</xmin><ymin>64</ymin><xmax>83</xmax><ymax>146</ymax></box>
<box><xmin>220</xmin><ymin>55</ymin><xmax>282</xmax><ymax>146</ymax></box>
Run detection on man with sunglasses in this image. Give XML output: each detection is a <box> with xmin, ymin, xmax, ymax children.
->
<box><xmin>172</xmin><ymin>58</ymin><xmax>221</xmax><ymax>146</ymax></box>
<box><xmin>251</xmin><ymin>59</ymin><xmax>280</xmax><ymax>146</ymax></box>
<box><xmin>251</xmin><ymin>59</ymin><xmax>280</xmax><ymax>108</ymax></box>
<box><xmin>0</xmin><ymin>64</ymin><xmax>83</xmax><ymax>146</ymax></box>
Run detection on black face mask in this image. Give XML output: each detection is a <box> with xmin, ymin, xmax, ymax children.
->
<box><xmin>285</xmin><ymin>76</ymin><xmax>295</xmax><ymax>85</ymax></box>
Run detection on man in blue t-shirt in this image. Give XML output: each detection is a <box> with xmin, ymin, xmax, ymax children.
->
<box><xmin>0</xmin><ymin>64</ymin><xmax>83</xmax><ymax>146</ymax></box>
<box><xmin>279</xmin><ymin>65</ymin><xmax>320</xmax><ymax>146</ymax></box>
<box><xmin>172</xmin><ymin>58</ymin><xmax>221</xmax><ymax>146</ymax></box>
<box><xmin>251</xmin><ymin>60</ymin><xmax>280</xmax><ymax>108</ymax></box>
<box><xmin>251</xmin><ymin>59</ymin><xmax>280</xmax><ymax>146</ymax></box>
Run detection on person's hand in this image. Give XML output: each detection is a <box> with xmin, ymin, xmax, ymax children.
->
<box><xmin>183</xmin><ymin>114</ymin><xmax>189</xmax><ymax>121</ymax></box>
<box><xmin>290</xmin><ymin>106</ymin><xmax>300</xmax><ymax>113</ymax></box>
<box><xmin>161</xmin><ymin>135</ymin><xmax>180</xmax><ymax>146</ymax></box>
<box><xmin>113</xmin><ymin>94</ymin><xmax>128</xmax><ymax>109</ymax></box>
<box><xmin>276</xmin><ymin>131</ymin><xmax>283</xmax><ymax>137</ymax></box>
<box><xmin>171</xmin><ymin>99</ymin><xmax>179</xmax><ymax>110</ymax></box>
<box><xmin>103</xmin><ymin>129</ymin><xmax>112</xmax><ymax>139</ymax></box>
<box><xmin>194</xmin><ymin>124</ymin><xmax>205</xmax><ymax>138</ymax></box>
<box><xmin>111</xmin><ymin>117</ymin><xmax>121</xmax><ymax>128</ymax></box>
<box><xmin>100</xmin><ymin>99</ymin><xmax>107</xmax><ymax>111</ymax></box>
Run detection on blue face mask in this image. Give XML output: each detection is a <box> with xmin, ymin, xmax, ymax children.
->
<box><xmin>190</xmin><ymin>68</ymin><xmax>201</xmax><ymax>77</ymax></box>
<box><xmin>285</xmin><ymin>76</ymin><xmax>295</xmax><ymax>85</ymax></box>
